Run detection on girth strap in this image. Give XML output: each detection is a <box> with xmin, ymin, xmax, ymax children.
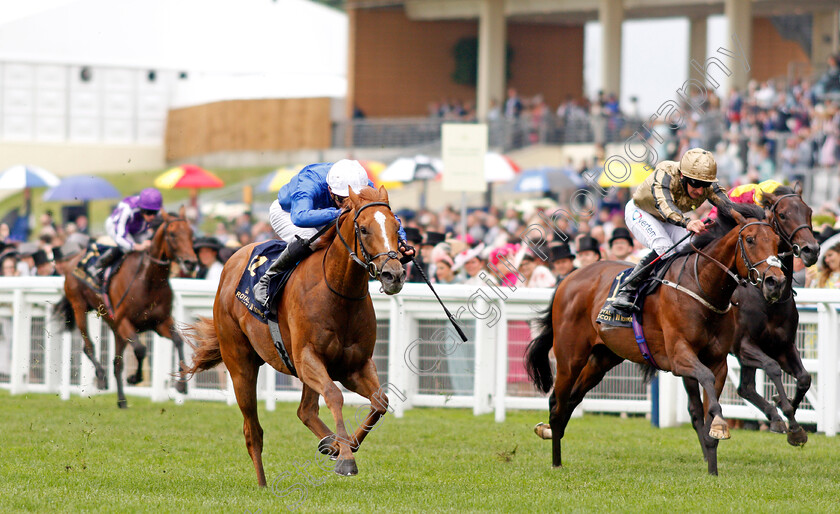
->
<box><xmin>268</xmin><ymin>317</ymin><xmax>297</xmax><ymax>377</ymax></box>
<box><xmin>657</xmin><ymin>278</ymin><xmax>733</xmax><ymax>314</ymax></box>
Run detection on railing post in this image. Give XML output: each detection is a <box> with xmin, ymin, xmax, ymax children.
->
<box><xmin>818</xmin><ymin>302</ymin><xmax>839</xmax><ymax>436</ymax></box>
<box><xmin>9</xmin><ymin>289</ymin><xmax>30</xmax><ymax>394</ymax></box>
<box><xmin>473</xmin><ymin>297</ymin><xmax>494</xmax><ymax>416</ymax></box>
<box><xmin>150</xmin><ymin>330</ymin><xmax>173</xmax><ymax>402</ymax></box>
<box><xmin>264</xmin><ymin>364</ymin><xmax>276</xmax><ymax>412</ymax></box>
<box><xmin>44</xmin><ymin>312</ymin><xmax>62</xmax><ymax>393</ymax></box>
<box><xmin>387</xmin><ymin>296</ymin><xmax>407</xmax><ymax>418</ymax></box>
<box><xmin>657</xmin><ymin>371</ymin><xmax>682</xmax><ymax>428</ymax></box>
<box><xmin>60</xmin><ymin>331</ymin><xmax>72</xmax><ymax>400</ymax></box>
<box><xmin>494</xmin><ymin>300</ymin><xmax>508</xmax><ymax>422</ymax></box>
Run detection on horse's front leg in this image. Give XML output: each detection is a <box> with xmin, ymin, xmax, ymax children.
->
<box><xmin>670</xmin><ymin>340</ymin><xmax>729</xmax><ymax>475</ymax></box>
<box><xmin>777</xmin><ymin>347</ymin><xmax>811</xmax><ymax>446</ymax></box>
<box><xmin>337</xmin><ymin>359</ymin><xmax>390</xmax><ymax>453</ymax></box>
<box><xmin>736</xmin><ymin>342</ymin><xmax>788</xmax><ymax>434</ymax></box>
<box><xmin>155</xmin><ymin>317</ymin><xmax>188</xmax><ymax>394</ymax></box>
<box><xmin>296</xmin><ymin>347</ymin><xmax>357</xmax><ymax>476</ymax></box>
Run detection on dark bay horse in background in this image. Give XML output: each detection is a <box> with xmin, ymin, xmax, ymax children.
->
<box><xmin>526</xmin><ymin>203</ymin><xmax>784</xmax><ymax>475</ymax></box>
<box><xmin>721</xmin><ymin>183</ymin><xmax>819</xmax><ymax>445</ymax></box>
<box><xmin>184</xmin><ymin>186</ymin><xmax>405</xmax><ymax>486</ymax></box>
<box><xmin>55</xmin><ymin>207</ymin><xmax>197</xmax><ymax>408</ymax></box>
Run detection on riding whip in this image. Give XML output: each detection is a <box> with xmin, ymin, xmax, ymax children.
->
<box><xmin>408</xmin><ymin>256</ymin><xmax>468</xmax><ymax>342</ymax></box>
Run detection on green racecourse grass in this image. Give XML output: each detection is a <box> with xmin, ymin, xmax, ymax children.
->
<box><xmin>2</xmin><ymin>391</ymin><xmax>839</xmax><ymax>513</ymax></box>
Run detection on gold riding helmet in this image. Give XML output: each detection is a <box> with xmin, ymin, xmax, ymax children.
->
<box><xmin>679</xmin><ymin>148</ymin><xmax>718</xmax><ymax>183</ymax></box>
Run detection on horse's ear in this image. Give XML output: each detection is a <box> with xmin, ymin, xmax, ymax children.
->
<box><xmin>179</xmin><ymin>205</ymin><xmax>186</xmax><ymax>219</ymax></box>
<box><xmin>378</xmin><ymin>185</ymin><xmax>389</xmax><ymax>204</ymax></box>
<box><xmin>162</xmin><ymin>209</ymin><xmax>171</xmax><ymax>221</ymax></box>
<box><xmin>348</xmin><ymin>187</ymin><xmax>360</xmax><ymax>208</ymax></box>
<box><xmin>793</xmin><ymin>181</ymin><xmax>803</xmax><ymax>195</ymax></box>
<box><xmin>730</xmin><ymin>208</ymin><xmax>746</xmax><ymax>225</ymax></box>
<box><xmin>761</xmin><ymin>190</ymin><xmax>777</xmax><ymax>207</ymax></box>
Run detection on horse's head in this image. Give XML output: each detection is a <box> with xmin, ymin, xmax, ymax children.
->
<box><xmin>157</xmin><ymin>206</ymin><xmax>198</xmax><ymax>275</ymax></box>
<box><xmin>345</xmin><ymin>186</ymin><xmax>405</xmax><ymax>295</ymax></box>
<box><xmin>762</xmin><ymin>183</ymin><xmax>820</xmax><ymax>267</ymax></box>
<box><xmin>730</xmin><ymin>207</ymin><xmax>785</xmax><ymax>303</ymax></box>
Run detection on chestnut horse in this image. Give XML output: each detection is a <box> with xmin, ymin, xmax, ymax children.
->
<box><xmin>184</xmin><ymin>186</ymin><xmax>405</xmax><ymax>486</ymax></box>
<box><xmin>55</xmin><ymin>207</ymin><xmax>197</xmax><ymax>408</ymax></box>
<box><xmin>715</xmin><ymin>184</ymin><xmax>819</xmax><ymax>446</ymax></box>
<box><xmin>526</xmin><ymin>203</ymin><xmax>784</xmax><ymax>475</ymax></box>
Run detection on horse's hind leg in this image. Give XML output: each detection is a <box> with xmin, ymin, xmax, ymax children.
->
<box><xmin>71</xmin><ymin>301</ymin><xmax>107</xmax><ymax>389</ymax></box>
<box><xmin>537</xmin><ymin>347</ymin><xmax>623</xmax><ymax>440</ymax></box>
<box><xmin>111</xmin><ymin>323</ymin><xmax>136</xmax><ymax>408</ymax></box>
<box><xmin>225</xmin><ymin>348</ymin><xmax>266</xmax><ymax>487</ymax></box>
<box><xmin>776</xmin><ymin>348</ymin><xmax>811</xmax><ymax>446</ymax></box>
<box><xmin>736</xmin><ymin>344</ymin><xmax>787</xmax><ymax>433</ymax></box>
<box><xmin>155</xmin><ymin>317</ymin><xmax>188</xmax><ymax>394</ymax></box>
<box><xmin>297</xmin><ymin>347</ymin><xmax>358</xmax><ymax>476</ymax></box>
<box><xmin>549</xmin><ymin>330</ymin><xmax>592</xmax><ymax>468</ymax></box>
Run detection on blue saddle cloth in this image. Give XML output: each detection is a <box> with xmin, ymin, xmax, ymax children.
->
<box><xmin>235</xmin><ymin>240</ymin><xmax>295</xmax><ymax>322</ymax></box>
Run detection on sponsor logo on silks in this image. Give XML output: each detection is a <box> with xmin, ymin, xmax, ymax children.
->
<box><xmin>632</xmin><ymin>209</ymin><xmax>643</xmax><ymax>222</ymax></box>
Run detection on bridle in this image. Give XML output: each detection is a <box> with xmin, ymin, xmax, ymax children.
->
<box><xmin>691</xmin><ymin>220</ymin><xmax>783</xmax><ymax>289</ymax></box>
<box><xmin>767</xmin><ymin>193</ymin><xmax>814</xmax><ymax>258</ymax></box>
<box><xmin>324</xmin><ymin>201</ymin><xmax>401</xmax><ymax>300</ymax></box>
<box><xmin>147</xmin><ymin>217</ymin><xmax>193</xmax><ymax>270</ymax></box>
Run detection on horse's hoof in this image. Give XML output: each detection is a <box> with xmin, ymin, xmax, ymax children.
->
<box><xmin>175</xmin><ymin>380</ymin><xmax>187</xmax><ymax>394</ymax></box>
<box><xmin>787</xmin><ymin>427</ymin><xmax>808</xmax><ymax>447</ymax></box>
<box><xmin>318</xmin><ymin>435</ymin><xmax>338</xmax><ymax>458</ymax></box>
<box><xmin>534</xmin><ymin>422</ymin><xmax>553</xmax><ymax>440</ymax></box>
<box><xmin>334</xmin><ymin>459</ymin><xmax>358</xmax><ymax>476</ymax></box>
<box><xmin>126</xmin><ymin>375</ymin><xmax>142</xmax><ymax>385</ymax></box>
<box><xmin>96</xmin><ymin>378</ymin><xmax>108</xmax><ymax>390</ymax></box>
<box><xmin>117</xmin><ymin>400</ymin><xmax>128</xmax><ymax>409</ymax></box>
<box><xmin>709</xmin><ymin>416</ymin><xmax>731</xmax><ymax>440</ymax></box>
<box><xmin>769</xmin><ymin>420</ymin><xmax>787</xmax><ymax>434</ymax></box>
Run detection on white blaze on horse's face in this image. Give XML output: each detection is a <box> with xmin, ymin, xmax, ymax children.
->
<box><xmin>374</xmin><ymin>211</ymin><xmax>391</xmax><ymax>251</ymax></box>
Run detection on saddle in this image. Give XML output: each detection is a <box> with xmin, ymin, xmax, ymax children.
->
<box><xmin>597</xmin><ymin>256</ymin><xmax>676</xmax><ymax>328</ymax></box>
<box><xmin>72</xmin><ymin>244</ymin><xmax>127</xmax><ymax>295</ymax></box>
<box><xmin>234</xmin><ymin>240</ymin><xmax>297</xmax><ymax>322</ymax></box>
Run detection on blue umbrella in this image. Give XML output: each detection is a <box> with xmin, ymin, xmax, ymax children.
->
<box><xmin>507</xmin><ymin>167</ymin><xmax>585</xmax><ymax>193</ymax></box>
<box><xmin>42</xmin><ymin>175</ymin><xmax>121</xmax><ymax>202</ymax></box>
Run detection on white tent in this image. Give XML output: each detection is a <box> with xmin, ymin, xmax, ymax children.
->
<box><xmin>0</xmin><ymin>0</ymin><xmax>348</xmax><ymax>105</ymax></box>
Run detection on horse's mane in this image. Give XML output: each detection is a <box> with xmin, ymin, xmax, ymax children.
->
<box><xmin>675</xmin><ymin>202</ymin><xmax>765</xmax><ymax>255</ymax></box>
<box><xmin>311</xmin><ymin>187</ymin><xmax>387</xmax><ymax>252</ymax></box>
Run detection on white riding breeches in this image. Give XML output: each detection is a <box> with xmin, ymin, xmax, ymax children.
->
<box><xmin>268</xmin><ymin>200</ymin><xmax>319</xmax><ymax>243</ymax></box>
<box><xmin>625</xmin><ymin>199</ymin><xmax>691</xmax><ymax>257</ymax></box>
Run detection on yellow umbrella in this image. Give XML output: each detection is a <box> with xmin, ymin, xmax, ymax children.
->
<box><xmin>598</xmin><ymin>161</ymin><xmax>654</xmax><ymax>188</ymax></box>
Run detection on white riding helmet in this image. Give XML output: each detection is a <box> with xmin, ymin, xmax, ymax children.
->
<box><xmin>326</xmin><ymin>159</ymin><xmax>369</xmax><ymax>197</ymax></box>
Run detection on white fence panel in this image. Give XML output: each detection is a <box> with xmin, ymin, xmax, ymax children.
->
<box><xmin>0</xmin><ymin>278</ymin><xmax>837</xmax><ymax>436</ymax></box>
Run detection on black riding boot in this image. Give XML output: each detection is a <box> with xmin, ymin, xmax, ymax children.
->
<box><xmin>87</xmin><ymin>247</ymin><xmax>121</xmax><ymax>286</ymax></box>
<box><xmin>611</xmin><ymin>251</ymin><xmax>659</xmax><ymax>312</ymax></box>
<box><xmin>254</xmin><ymin>236</ymin><xmax>314</xmax><ymax>307</ymax></box>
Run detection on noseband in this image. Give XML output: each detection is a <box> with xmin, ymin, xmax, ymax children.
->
<box><xmin>768</xmin><ymin>193</ymin><xmax>814</xmax><ymax>258</ymax></box>
<box><xmin>326</xmin><ymin>201</ymin><xmax>400</xmax><ymax>300</ymax></box>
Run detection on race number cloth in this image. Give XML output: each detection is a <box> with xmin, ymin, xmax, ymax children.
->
<box><xmin>235</xmin><ymin>240</ymin><xmax>294</xmax><ymax>322</ymax></box>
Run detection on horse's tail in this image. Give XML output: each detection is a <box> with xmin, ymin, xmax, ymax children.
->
<box><xmin>525</xmin><ymin>288</ymin><xmax>558</xmax><ymax>394</ymax></box>
<box><xmin>182</xmin><ymin>317</ymin><xmax>223</xmax><ymax>376</ymax></box>
<box><xmin>53</xmin><ymin>295</ymin><xmax>76</xmax><ymax>331</ymax></box>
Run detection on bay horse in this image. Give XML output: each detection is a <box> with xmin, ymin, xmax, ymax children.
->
<box><xmin>716</xmin><ymin>183</ymin><xmax>819</xmax><ymax>446</ymax></box>
<box><xmin>526</xmin><ymin>203</ymin><xmax>785</xmax><ymax>475</ymax></box>
<box><xmin>55</xmin><ymin>207</ymin><xmax>198</xmax><ymax>408</ymax></box>
<box><xmin>184</xmin><ymin>186</ymin><xmax>405</xmax><ymax>486</ymax></box>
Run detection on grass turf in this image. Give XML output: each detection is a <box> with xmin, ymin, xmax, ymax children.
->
<box><xmin>2</xmin><ymin>390</ymin><xmax>839</xmax><ymax>512</ymax></box>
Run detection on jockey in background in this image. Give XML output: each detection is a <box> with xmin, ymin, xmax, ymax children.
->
<box><xmin>708</xmin><ymin>180</ymin><xmax>785</xmax><ymax>218</ymax></box>
<box><xmin>254</xmin><ymin>159</ymin><xmax>413</xmax><ymax>307</ymax></box>
<box><xmin>86</xmin><ymin>187</ymin><xmax>162</xmax><ymax>285</ymax></box>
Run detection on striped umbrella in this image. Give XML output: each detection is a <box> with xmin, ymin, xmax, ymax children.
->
<box><xmin>0</xmin><ymin>165</ymin><xmax>60</xmax><ymax>190</ymax></box>
<box><xmin>154</xmin><ymin>164</ymin><xmax>224</xmax><ymax>189</ymax></box>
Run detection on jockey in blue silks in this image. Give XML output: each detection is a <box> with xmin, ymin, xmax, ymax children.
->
<box><xmin>255</xmin><ymin>159</ymin><xmax>413</xmax><ymax>306</ymax></box>
<box><xmin>87</xmin><ymin>187</ymin><xmax>162</xmax><ymax>284</ymax></box>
